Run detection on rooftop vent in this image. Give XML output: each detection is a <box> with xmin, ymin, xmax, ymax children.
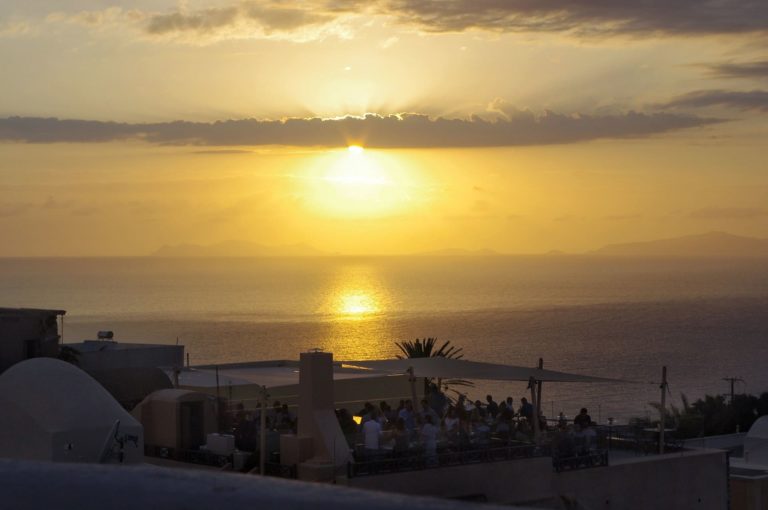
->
<box><xmin>97</xmin><ymin>330</ymin><xmax>114</xmax><ymax>340</ymax></box>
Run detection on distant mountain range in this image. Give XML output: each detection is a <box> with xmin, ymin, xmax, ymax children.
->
<box><xmin>589</xmin><ymin>232</ymin><xmax>768</xmax><ymax>257</ymax></box>
<box><xmin>151</xmin><ymin>232</ymin><xmax>768</xmax><ymax>258</ymax></box>
<box><xmin>151</xmin><ymin>241</ymin><xmax>327</xmax><ymax>257</ymax></box>
<box><xmin>412</xmin><ymin>248</ymin><xmax>500</xmax><ymax>257</ymax></box>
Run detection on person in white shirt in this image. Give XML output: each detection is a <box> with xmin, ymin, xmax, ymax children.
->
<box><xmin>363</xmin><ymin>410</ymin><xmax>383</xmax><ymax>458</ymax></box>
<box><xmin>442</xmin><ymin>406</ymin><xmax>460</xmax><ymax>442</ymax></box>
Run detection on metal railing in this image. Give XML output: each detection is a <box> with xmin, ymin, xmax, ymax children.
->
<box><xmin>552</xmin><ymin>450</ymin><xmax>609</xmax><ymax>472</ymax></box>
<box><xmin>347</xmin><ymin>443</ymin><xmax>547</xmax><ymax>478</ymax></box>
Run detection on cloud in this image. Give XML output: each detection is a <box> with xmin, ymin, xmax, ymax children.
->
<box><xmin>0</xmin><ymin>19</ymin><xmax>33</xmax><ymax>37</ymax></box>
<box><xmin>689</xmin><ymin>207</ymin><xmax>768</xmax><ymax>220</ymax></box>
<box><xmin>0</xmin><ymin>110</ymin><xmax>722</xmax><ymax>148</ymax></box>
<box><xmin>143</xmin><ymin>1</ymin><xmax>353</xmax><ymax>42</ymax></box>
<box><xmin>0</xmin><ymin>117</ymin><xmax>139</xmax><ymax>143</ymax></box>
<box><xmin>27</xmin><ymin>0</ymin><xmax>766</xmax><ymax>44</ymax></box>
<box><xmin>379</xmin><ymin>36</ymin><xmax>399</xmax><ymax>49</ymax></box>
<box><xmin>383</xmin><ymin>0</ymin><xmax>768</xmax><ymax>37</ymax></box>
<box><xmin>662</xmin><ymin>90</ymin><xmax>768</xmax><ymax>112</ymax></box>
<box><xmin>46</xmin><ymin>7</ymin><xmax>147</xmax><ymax>28</ymax></box>
<box><xmin>192</xmin><ymin>149</ymin><xmax>255</xmax><ymax>155</ymax></box>
<box><xmin>704</xmin><ymin>61</ymin><xmax>768</xmax><ymax>79</ymax></box>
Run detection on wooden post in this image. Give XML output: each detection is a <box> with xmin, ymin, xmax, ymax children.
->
<box><xmin>659</xmin><ymin>366</ymin><xmax>667</xmax><ymax>454</ymax></box>
<box><xmin>259</xmin><ymin>385</ymin><xmax>268</xmax><ymax>475</ymax></box>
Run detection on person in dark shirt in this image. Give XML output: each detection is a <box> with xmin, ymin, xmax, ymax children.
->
<box><xmin>518</xmin><ymin>397</ymin><xmax>533</xmax><ymax>421</ymax></box>
<box><xmin>485</xmin><ymin>394</ymin><xmax>499</xmax><ymax>419</ymax></box>
<box><xmin>574</xmin><ymin>408</ymin><xmax>592</xmax><ymax>428</ymax></box>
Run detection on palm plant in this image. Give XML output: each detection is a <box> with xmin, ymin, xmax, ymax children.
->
<box><xmin>395</xmin><ymin>337</ymin><xmax>464</xmax><ymax>360</ymax></box>
<box><xmin>394</xmin><ymin>337</ymin><xmax>471</xmax><ymax>394</ymax></box>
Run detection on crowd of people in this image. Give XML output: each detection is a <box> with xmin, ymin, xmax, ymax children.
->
<box><xmin>551</xmin><ymin>407</ymin><xmax>599</xmax><ymax>458</ymax></box>
<box><xmin>336</xmin><ymin>385</ymin><xmax>598</xmax><ymax>463</ymax></box>
<box><xmin>232</xmin><ymin>401</ymin><xmax>296</xmax><ymax>451</ymax></box>
<box><xmin>229</xmin><ymin>385</ymin><xmax>599</xmax><ymax>464</ymax></box>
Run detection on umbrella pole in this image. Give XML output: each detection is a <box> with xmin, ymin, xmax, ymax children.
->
<box><xmin>536</xmin><ymin>358</ymin><xmax>544</xmax><ymax>441</ymax></box>
<box><xmin>408</xmin><ymin>367</ymin><xmax>418</xmax><ymax>409</ymax></box>
<box><xmin>529</xmin><ymin>376</ymin><xmax>540</xmax><ymax>443</ymax></box>
<box><xmin>659</xmin><ymin>366</ymin><xmax>667</xmax><ymax>454</ymax></box>
<box><xmin>259</xmin><ymin>385</ymin><xmax>268</xmax><ymax>475</ymax></box>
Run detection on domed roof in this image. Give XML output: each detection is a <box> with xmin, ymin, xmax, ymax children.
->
<box><xmin>0</xmin><ymin>358</ymin><xmax>143</xmax><ymax>462</ymax></box>
<box><xmin>747</xmin><ymin>416</ymin><xmax>768</xmax><ymax>440</ymax></box>
<box><xmin>0</xmin><ymin>358</ymin><xmax>137</xmax><ymax>432</ymax></box>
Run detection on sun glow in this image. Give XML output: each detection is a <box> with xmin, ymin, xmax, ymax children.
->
<box><xmin>302</xmin><ymin>147</ymin><xmax>422</xmax><ymax>218</ymax></box>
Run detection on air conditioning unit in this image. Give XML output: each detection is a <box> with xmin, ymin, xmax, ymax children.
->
<box><xmin>205</xmin><ymin>433</ymin><xmax>235</xmax><ymax>455</ymax></box>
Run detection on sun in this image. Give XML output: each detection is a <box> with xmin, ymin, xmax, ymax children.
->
<box><xmin>300</xmin><ymin>146</ymin><xmax>419</xmax><ymax>218</ymax></box>
<box><xmin>323</xmin><ymin>147</ymin><xmax>389</xmax><ymax>187</ymax></box>
<box><xmin>300</xmin><ymin>146</ymin><xmax>429</xmax><ymax>219</ymax></box>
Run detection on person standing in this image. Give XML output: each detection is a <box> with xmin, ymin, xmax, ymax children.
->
<box><xmin>519</xmin><ymin>397</ymin><xmax>533</xmax><ymax>422</ymax></box>
<box><xmin>420</xmin><ymin>415</ymin><xmax>439</xmax><ymax>466</ymax></box>
<box><xmin>399</xmin><ymin>399</ymin><xmax>416</xmax><ymax>436</ymax></box>
<box><xmin>574</xmin><ymin>408</ymin><xmax>592</xmax><ymax>429</ymax></box>
<box><xmin>486</xmin><ymin>395</ymin><xmax>499</xmax><ymax>419</ymax></box>
<box><xmin>363</xmin><ymin>409</ymin><xmax>383</xmax><ymax>459</ymax></box>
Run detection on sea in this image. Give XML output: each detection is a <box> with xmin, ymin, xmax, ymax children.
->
<box><xmin>2</xmin><ymin>255</ymin><xmax>767</xmax><ymax>423</ymax></box>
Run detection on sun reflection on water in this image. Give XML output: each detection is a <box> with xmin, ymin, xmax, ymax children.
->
<box><xmin>338</xmin><ymin>291</ymin><xmax>380</xmax><ymax>318</ymax></box>
<box><xmin>318</xmin><ymin>264</ymin><xmax>396</xmax><ymax>359</ymax></box>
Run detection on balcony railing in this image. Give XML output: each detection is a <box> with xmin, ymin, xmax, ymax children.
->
<box><xmin>347</xmin><ymin>443</ymin><xmax>547</xmax><ymax>478</ymax></box>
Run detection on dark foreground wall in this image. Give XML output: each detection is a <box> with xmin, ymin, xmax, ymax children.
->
<box><xmin>346</xmin><ymin>450</ymin><xmax>729</xmax><ymax>509</ymax></box>
<box><xmin>555</xmin><ymin>449</ymin><xmax>729</xmax><ymax>510</ymax></box>
<box><xmin>0</xmin><ymin>459</ymin><xmax>514</xmax><ymax>510</ymax></box>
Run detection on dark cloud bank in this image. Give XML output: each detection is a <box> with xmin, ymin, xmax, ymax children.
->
<box><xmin>143</xmin><ymin>0</ymin><xmax>768</xmax><ymax>39</ymax></box>
<box><xmin>663</xmin><ymin>90</ymin><xmax>768</xmax><ymax>112</ymax></box>
<box><xmin>387</xmin><ymin>0</ymin><xmax>768</xmax><ymax>37</ymax></box>
<box><xmin>0</xmin><ymin>112</ymin><xmax>722</xmax><ymax>147</ymax></box>
<box><xmin>706</xmin><ymin>61</ymin><xmax>768</xmax><ymax>79</ymax></box>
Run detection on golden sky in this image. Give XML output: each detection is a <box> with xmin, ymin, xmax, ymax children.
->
<box><xmin>1</xmin><ymin>1</ymin><xmax>766</xmax><ymax>256</ymax></box>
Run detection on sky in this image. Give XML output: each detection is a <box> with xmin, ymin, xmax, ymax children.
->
<box><xmin>0</xmin><ymin>0</ymin><xmax>766</xmax><ymax>256</ymax></box>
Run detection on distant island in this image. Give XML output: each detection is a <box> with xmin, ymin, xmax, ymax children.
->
<box><xmin>151</xmin><ymin>241</ymin><xmax>327</xmax><ymax>257</ymax></box>
<box><xmin>150</xmin><ymin>232</ymin><xmax>768</xmax><ymax>258</ymax></box>
<box><xmin>412</xmin><ymin>248</ymin><xmax>500</xmax><ymax>257</ymax></box>
<box><xmin>589</xmin><ymin>231</ymin><xmax>768</xmax><ymax>257</ymax></box>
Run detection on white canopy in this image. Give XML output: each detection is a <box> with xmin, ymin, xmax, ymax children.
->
<box><xmin>343</xmin><ymin>357</ymin><xmax>621</xmax><ymax>383</ymax></box>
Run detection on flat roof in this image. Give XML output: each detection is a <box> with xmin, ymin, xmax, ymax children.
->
<box><xmin>170</xmin><ymin>360</ymin><xmax>396</xmax><ymax>390</ymax></box>
<box><xmin>0</xmin><ymin>307</ymin><xmax>66</xmax><ymax>316</ymax></box>
<box><xmin>65</xmin><ymin>340</ymin><xmax>182</xmax><ymax>352</ymax></box>
<box><xmin>730</xmin><ymin>458</ymin><xmax>768</xmax><ymax>479</ymax></box>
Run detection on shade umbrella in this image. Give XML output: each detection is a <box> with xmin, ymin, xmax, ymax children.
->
<box><xmin>343</xmin><ymin>357</ymin><xmax>623</xmax><ymax>383</ymax></box>
<box><xmin>343</xmin><ymin>357</ymin><xmax>628</xmax><ymax>443</ymax></box>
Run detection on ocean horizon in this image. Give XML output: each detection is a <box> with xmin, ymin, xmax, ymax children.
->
<box><xmin>3</xmin><ymin>255</ymin><xmax>767</xmax><ymax>422</ymax></box>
